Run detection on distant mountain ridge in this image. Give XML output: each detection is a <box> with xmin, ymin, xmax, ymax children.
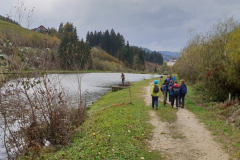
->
<box><xmin>142</xmin><ymin>48</ymin><xmax>179</xmax><ymax>61</ymax></box>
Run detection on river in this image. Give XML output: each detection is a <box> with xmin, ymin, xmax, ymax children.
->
<box><xmin>0</xmin><ymin>72</ymin><xmax>161</xmax><ymax>159</ymax></box>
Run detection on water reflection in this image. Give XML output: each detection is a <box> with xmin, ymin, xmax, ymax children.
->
<box><xmin>50</xmin><ymin>73</ymin><xmax>160</xmax><ymax>106</ymax></box>
<box><xmin>0</xmin><ymin>72</ymin><xmax>161</xmax><ymax>159</ymax></box>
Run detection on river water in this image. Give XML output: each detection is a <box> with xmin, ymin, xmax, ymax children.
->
<box><xmin>0</xmin><ymin>72</ymin><xmax>161</xmax><ymax>159</ymax></box>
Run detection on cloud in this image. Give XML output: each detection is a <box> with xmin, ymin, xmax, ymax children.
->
<box><xmin>1</xmin><ymin>0</ymin><xmax>240</xmax><ymax>51</ymax></box>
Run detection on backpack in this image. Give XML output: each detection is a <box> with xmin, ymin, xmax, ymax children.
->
<box><xmin>166</xmin><ymin>77</ymin><xmax>170</xmax><ymax>83</ymax></box>
<box><xmin>161</xmin><ymin>84</ymin><xmax>166</xmax><ymax>92</ymax></box>
<box><xmin>173</xmin><ymin>86</ymin><xmax>179</xmax><ymax>95</ymax></box>
<box><xmin>153</xmin><ymin>85</ymin><xmax>159</xmax><ymax>93</ymax></box>
<box><xmin>169</xmin><ymin>85</ymin><xmax>173</xmax><ymax>95</ymax></box>
<box><xmin>181</xmin><ymin>85</ymin><xmax>187</xmax><ymax>94</ymax></box>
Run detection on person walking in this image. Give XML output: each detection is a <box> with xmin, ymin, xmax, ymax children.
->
<box><xmin>179</xmin><ymin>79</ymin><xmax>187</xmax><ymax>108</ymax></box>
<box><xmin>161</xmin><ymin>80</ymin><xmax>168</xmax><ymax>105</ymax></box>
<box><xmin>172</xmin><ymin>81</ymin><xmax>180</xmax><ymax>109</ymax></box>
<box><xmin>121</xmin><ymin>73</ymin><xmax>125</xmax><ymax>84</ymax></box>
<box><xmin>172</xmin><ymin>75</ymin><xmax>176</xmax><ymax>84</ymax></box>
<box><xmin>168</xmin><ymin>80</ymin><xmax>174</xmax><ymax>104</ymax></box>
<box><xmin>151</xmin><ymin>80</ymin><xmax>160</xmax><ymax>110</ymax></box>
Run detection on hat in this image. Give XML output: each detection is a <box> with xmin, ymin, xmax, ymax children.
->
<box><xmin>154</xmin><ymin>80</ymin><xmax>158</xmax><ymax>84</ymax></box>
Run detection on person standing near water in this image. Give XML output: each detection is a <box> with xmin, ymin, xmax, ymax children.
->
<box><xmin>121</xmin><ymin>73</ymin><xmax>125</xmax><ymax>84</ymax></box>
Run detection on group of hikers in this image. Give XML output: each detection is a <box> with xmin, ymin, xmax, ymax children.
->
<box><xmin>151</xmin><ymin>75</ymin><xmax>187</xmax><ymax>110</ymax></box>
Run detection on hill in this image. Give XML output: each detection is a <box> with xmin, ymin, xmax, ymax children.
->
<box><xmin>0</xmin><ymin>15</ymin><xmax>19</xmax><ymax>26</ymax></box>
<box><xmin>0</xmin><ymin>20</ymin><xmax>60</xmax><ymax>48</ymax></box>
<box><xmin>142</xmin><ymin>48</ymin><xmax>179</xmax><ymax>61</ymax></box>
<box><xmin>91</xmin><ymin>47</ymin><xmax>127</xmax><ymax>72</ymax></box>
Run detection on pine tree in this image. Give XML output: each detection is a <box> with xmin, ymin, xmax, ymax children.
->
<box><xmin>58</xmin><ymin>22</ymin><xmax>64</xmax><ymax>40</ymax></box>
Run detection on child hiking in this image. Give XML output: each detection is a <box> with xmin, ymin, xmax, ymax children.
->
<box><xmin>151</xmin><ymin>80</ymin><xmax>160</xmax><ymax>110</ymax></box>
<box><xmin>172</xmin><ymin>80</ymin><xmax>179</xmax><ymax>109</ymax></box>
<box><xmin>161</xmin><ymin>79</ymin><xmax>168</xmax><ymax>105</ymax></box>
<box><xmin>179</xmin><ymin>79</ymin><xmax>187</xmax><ymax>108</ymax></box>
<box><xmin>168</xmin><ymin>80</ymin><xmax>174</xmax><ymax>104</ymax></box>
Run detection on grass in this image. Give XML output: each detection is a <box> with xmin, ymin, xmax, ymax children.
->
<box><xmin>0</xmin><ymin>20</ymin><xmax>60</xmax><ymax>48</ymax></box>
<box><xmin>31</xmin><ymin>78</ymin><xmax>164</xmax><ymax>160</ymax></box>
<box><xmin>185</xmin><ymin>85</ymin><xmax>240</xmax><ymax>159</ymax></box>
<box><xmin>21</xmin><ymin>74</ymin><xmax>240</xmax><ymax>159</ymax></box>
<box><xmin>155</xmin><ymin>77</ymin><xmax>178</xmax><ymax>123</ymax></box>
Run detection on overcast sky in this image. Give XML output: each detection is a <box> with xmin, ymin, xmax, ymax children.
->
<box><xmin>1</xmin><ymin>0</ymin><xmax>240</xmax><ymax>52</ymax></box>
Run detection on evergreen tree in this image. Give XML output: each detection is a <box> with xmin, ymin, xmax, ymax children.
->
<box><xmin>58</xmin><ymin>22</ymin><xmax>91</xmax><ymax>70</ymax></box>
<box><xmin>85</xmin><ymin>29</ymin><xmax>163</xmax><ymax>70</ymax></box>
<box><xmin>58</xmin><ymin>22</ymin><xmax>64</xmax><ymax>40</ymax></box>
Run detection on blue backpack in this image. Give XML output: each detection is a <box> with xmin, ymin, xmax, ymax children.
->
<box><xmin>168</xmin><ymin>85</ymin><xmax>173</xmax><ymax>95</ymax></box>
<box><xmin>173</xmin><ymin>86</ymin><xmax>179</xmax><ymax>95</ymax></box>
<box><xmin>161</xmin><ymin>84</ymin><xmax>167</xmax><ymax>91</ymax></box>
<box><xmin>166</xmin><ymin>78</ymin><xmax>170</xmax><ymax>83</ymax></box>
<box><xmin>181</xmin><ymin>85</ymin><xmax>187</xmax><ymax>94</ymax></box>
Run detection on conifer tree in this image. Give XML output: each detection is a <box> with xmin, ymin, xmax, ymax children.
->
<box><xmin>58</xmin><ymin>22</ymin><xmax>91</xmax><ymax>70</ymax></box>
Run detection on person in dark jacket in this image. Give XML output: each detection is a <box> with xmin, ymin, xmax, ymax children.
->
<box><xmin>172</xmin><ymin>81</ymin><xmax>179</xmax><ymax>109</ymax></box>
<box><xmin>179</xmin><ymin>79</ymin><xmax>187</xmax><ymax>108</ymax></box>
<box><xmin>121</xmin><ymin>73</ymin><xmax>125</xmax><ymax>84</ymax></box>
<box><xmin>168</xmin><ymin>80</ymin><xmax>174</xmax><ymax>103</ymax></box>
<box><xmin>161</xmin><ymin>79</ymin><xmax>168</xmax><ymax>105</ymax></box>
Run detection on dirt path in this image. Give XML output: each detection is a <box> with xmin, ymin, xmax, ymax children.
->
<box><xmin>144</xmin><ymin>84</ymin><xmax>229</xmax><ymax>160</ymax></box>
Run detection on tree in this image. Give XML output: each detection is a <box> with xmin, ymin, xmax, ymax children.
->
<box><xmin>175</xmin><ymin>17</ymin><xmax>239</xmax><ymax>101</ymax></box>
<box><xmin>58</xmin><ymin>22</ymin><xmax>64</xmax><ymax>40</ymax></box>
<box><xmin>161</xmin><ymin>61</ymin><xmax>168</xmax><ymax>74</ymax></box>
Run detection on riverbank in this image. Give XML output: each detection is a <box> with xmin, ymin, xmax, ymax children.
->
<box><xmin>33</xmin><ymin>78</ymin><xmax>163</xmax><ymax>159</ymax></box>
<box><xmin>22</xmin><ymin>77</ymin><xmax>240</xmax><ymax>159</ymax></box>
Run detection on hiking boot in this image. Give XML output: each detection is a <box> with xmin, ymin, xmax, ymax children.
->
<box><xmin>156</xmin><ymin>108</ymin><xmax>158</xmax><ymax>110</ymax></box>
<box><xmin>181</xmin><ymin>106</ymin><xmax>184</xmax><ymax>108</ymax></box>
<box><xmin>164</xmin><ymin>101</ymin><xmax>166</xmax><ymax>105</ymax></box>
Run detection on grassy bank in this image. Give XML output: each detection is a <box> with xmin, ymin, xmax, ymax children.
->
<box><xmin>185</xmin><ymin>85</ymin><xmax>240</xmax><ymax>159</ymax></box>
<box><xmin>34</xmin><ymin>78</ymin><xmax>168</xmax><ymax>159</ymax></box>
<box><xmin>18</xmin><ymin>74</ymin><xmax>240</xmax><ymax>159</ymax></box>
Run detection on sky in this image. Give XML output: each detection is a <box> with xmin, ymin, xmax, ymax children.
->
<box><xmin>1</xmin><ymin>0</ymin><xmax>240</xmax><ymax>52</ymax></box>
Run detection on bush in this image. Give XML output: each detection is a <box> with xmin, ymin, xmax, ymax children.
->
<box><xmin>0</xmin><ymin>74</ymin><xmax>86</xmax><ymax>159</ymax></box>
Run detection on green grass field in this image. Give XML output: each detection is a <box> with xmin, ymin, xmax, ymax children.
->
<box><xmin>19</xmin><ymin>75</ymin><xmax>240</xmax><ymax>159</ymax></box>
<box><xmin>25</xmin><ymin>78</ymin><xmax>166</xmax><ymax>159</ymax></box>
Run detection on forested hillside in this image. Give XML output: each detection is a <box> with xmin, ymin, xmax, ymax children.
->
<box><xmin>0</xmin><ymin>19</ymin><xmax>164</xmax><ymax>72</ymax></box>
<box><xmin>86</xmin><ymin>30</ymin><xmax>163</xmax><ymax>71</ymax></box>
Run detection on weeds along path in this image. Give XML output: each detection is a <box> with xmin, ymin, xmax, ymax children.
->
<box><xmin>144</xmin><ymin>83</ymin><xmax>229</xmax><ymax>160</ymax></box>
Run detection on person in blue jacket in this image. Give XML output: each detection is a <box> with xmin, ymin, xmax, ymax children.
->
<box><xmin>172</xmin><ymin>76</ymin><xmax>176</xmax><ymax>84</ymax></box>
<box><xmin>179</xmin><ymin>79</ymin><xmax>187</xmax><ymax>108</ymax></box>
<box><xmin>168</xmin><ymin>80</ymin><xmax>174</xmax><ymax>103</ymax></box>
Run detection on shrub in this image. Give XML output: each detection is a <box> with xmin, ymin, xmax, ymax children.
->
<box><xmin>0</xmin><ymin>74</ymin><xmax>86</xmax><ymax>159</ymax></box>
